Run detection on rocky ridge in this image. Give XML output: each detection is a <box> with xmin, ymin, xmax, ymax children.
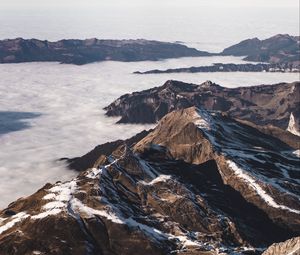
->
<box><xmin>221</xmin><ymin>34</ymin><xmax>300</xmax><ymax>67</ymax></box>
<box><xmin>134</xmin><ymin>63</ymin><xmax>299</xmax><ymax>74</ymax></box>
<box><xmin>104</xmin><ymin>80</ymin><xmax>300</xmax><ymax>139</ymax></box>
<box><xmin>262</xmin><ymin>236</ymin><xmax>300</xmax><ymax>255</ymax></box>
<box><xmin>0</xmin><ymin>107</ymin><xmax>299</xmax><ymax>254</ymax></box>
<box><xmin>0</xmin><ymin>38</ymin><xmax>209</xmax><ymax>65</ymax></box>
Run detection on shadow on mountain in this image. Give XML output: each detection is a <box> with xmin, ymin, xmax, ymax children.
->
<box><xmin>0</xmin><ymin>111</ymin><xmax>41</xmax><ymax>135</ymax></box>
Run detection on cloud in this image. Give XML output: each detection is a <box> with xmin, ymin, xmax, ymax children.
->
<box><xmin>0</xmin><ymin>58</ymin><xmax>298</xmax><ymax>208</ymax></box>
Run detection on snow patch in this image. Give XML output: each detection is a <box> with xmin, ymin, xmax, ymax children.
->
<box><xmin>31</xmin><ymin>209</ymin><xmax>62</xmax><ymax>220</ymax></box>
<box><xmin>292</xmin><ymin>149</ymin><xmax>300</xmax><ymax>158</ymax></box>
<box><xmin>148</xmin><ymin>175</ymin><xmax>172</xmax><ymax>185</ymax></box>
<box><xmin>43</xmin><ymin>201</ymin><xmax>65</xmax><ymax>210</ymax></box>
<box><xmin>86</xmin><ymin>168</ymin><xmax>102</xmax><ymax>179</ymax></box>
<box><xmin>227</xmin><ymin>160</ymin><xmax>300</xmax><ymax>214</ymax></box>
<box><xmin>48</xmin><ymin>180</ymin><xmax>77</xmax><ymax>202</ymax></box>
<box><xmin>0</xmin><ymin>212</ymin><xmax>29</xmax><ymax>234</ymax></box>
<box><xmin>287</xmin><ymin>112</ymin><xmax>300</xmax><ymax>136</ymax></box>
<box><xmin>43</xmin><ymin>193</ymin><xmax>56</xmax><ymax>200</ymax></box>
<box><xmin>70</xmin><ymin>196</ymin><xmax>200</xmax><ymax>249</ymax></box>
<box><xmin>71</xmin><ymin>198</ymin><xmax>124</xmax><ymax>224</ymax></box>
<box><xmin>32</xmin><ymin>180</ymin><xmax>78</xmax><ymax>219</ymax></box>
<box><xmin>193</xmin><ymin>111</ymin><xmax>211</xmax><ymax>130</ymax></box>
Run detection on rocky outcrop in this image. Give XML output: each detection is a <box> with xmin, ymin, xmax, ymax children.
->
<box><xmin>104</xmin><ymin>80</ymin><xmax>300</xmax><ymax>139</ymax></box>
<box><xmin>0</xmin><ymin>38</ymin><xmax>209</xmax><ymax>65</ymax></box>
<box><xmin>221</xmin><ymin>34</ymin><xmax>300</xmax><ymax>67</ymax></box>
<box><xmin>67</xmin><ymin>129</ymin><xmax>151</xmax><ymax>171</ymax></box>
<box><xmin>262</xmin><ymin>237</ymin><xmax>300</xmax><ymax>255</ymax></box>
<box><xmin>0</xmin><ymin>107</ymin><xmax>299</xmax><ymax>254</ymax></box>
<box><xmin>134</xmin><ymin>63</ymin><xmax>299</xmax><ymax>74</ymax></box>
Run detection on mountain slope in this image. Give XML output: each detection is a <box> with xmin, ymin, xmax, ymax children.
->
<box><xmin>221</xmin><ymin>34</ymin><xmax>300</xmax><ymax>67</ymax></box>
<box><xmin>0</xmin><ymin>107</ymin><xmax>299</xmax><ymax>255</ymax></box>
<box><xmin>104</xmin><ymin>80</ymin><xmax>300</xmax><ymax>140</ymax></box>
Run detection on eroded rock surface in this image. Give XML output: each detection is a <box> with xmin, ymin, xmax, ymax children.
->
<box><xmin>0</xmin><ymin>107</ymin><xmax>299</xmax><ymax>255</ymax></box>
<box><xmin>104</xmin><ymin>80</ymin><xmax>300</xmax><ymax>139</ymax></box>
<box><xmin>262</xmin><ymin>236</ymin><xmax>300</xmax><ymax>255</ymax></box>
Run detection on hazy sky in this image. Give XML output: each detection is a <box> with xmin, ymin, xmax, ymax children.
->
<box><xmin>1</xmin><ymin>0</ymin><xmax>299</xmax><ymax>9</ymax></box>
<box><xmin>0</xmin><ymin>0</ymin><xmax>298</xmax><ymax>46</ymax></box>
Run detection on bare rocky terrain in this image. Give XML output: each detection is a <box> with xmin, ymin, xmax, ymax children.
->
<box><xmin>0</xmin><ymin>107</ymin><xmax>299</xmax><ymax>254</ymax></box>
<box><xmin>0</xmin><ymin>38</ymin><xmax>209</xmax><ymax>65</ymax></box>
<box><xmin>221</xmin><ymin>34</ymin><xmax>300</xmax><ymax>67</ymax></box>
<box><xmin>104</xmin><ymin>80</ymin><xmax>300</xmax><ymax>139</ymax></box>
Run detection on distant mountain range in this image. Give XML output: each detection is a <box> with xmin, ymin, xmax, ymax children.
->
<box><xmin>0</xmin><ymin>106</ymin><xmax>299</xmax><ymax>254</ymax></box>
<box><xmin>134</xmin><ymin>63</ymin><xmax>299</xmax><ymax>74</ymax></box>
<box><xmin>0</xmin><ymin>38</ymin><xmax>209</xmax><ymax>65</ymax></box>
<box><xmin>134</xmin><ymin>34</ymin><xmax>300</xmax><ymax>74</ymax></box>
<box><xmin>0</xmin><ymin>34</ymin><xmax>298</xmax><ymax>66</ymax></box>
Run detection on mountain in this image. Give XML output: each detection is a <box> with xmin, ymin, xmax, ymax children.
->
<box><xmin>0</xmin><ymin>34</ymin><xmax>297</xmax><ymax>66</ymax></box>
<box><xmin>0</xmin><ymin>38</ymin><xmax>209</xmax><ymax>65</ymax></box>
<box><xmin>104</xmin><ymin>80</ymin><xmax>300</xmax><ymax>140</ymax></box>
<box><xmin>221</xmin><ymin>34</ymin><xmax>300</xmax><ymax>67</ymax></box>
<box><xmin>0</xmin><ymin>107</ymin><xmax>299</xmax><ymax>254</ymax></box>
<box><xmin>134</xmin><ymin>63</ymin><xmax>299</xmax><ymax>74</ymax></box>
<box><xmin>262</xmin><ymin>237</ymin><xmax>300</xmax><ymax>255</ymax></box>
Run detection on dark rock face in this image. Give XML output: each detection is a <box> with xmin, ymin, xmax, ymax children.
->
<box><xmin>134</xmin><ymin>63</ymin><xmax>299</xmax><ymax>74</ymax></box>
<box><xmin>0</xmin><ymin>107</ymin><xmax>299</xmax><ymax>254</ymax></box>
<box><xmin>221</xmin><ymin>34</ymin><xmax>300</xmax><ymax>67</ymax></box>
<box><xmin>0</xmin><ymin>38</ymin><xmax>210</xmax><ymax>65</ymax></box>
<box><xmin>104</xmin><ymin>80</ymin><xmax>300</xmax><ymax>139</ymax></box>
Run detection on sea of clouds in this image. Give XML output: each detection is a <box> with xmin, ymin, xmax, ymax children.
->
<box><xmin>0</xmin><ymin>56</ymin><xmax>298</xmax><ymax>208</ymax></box>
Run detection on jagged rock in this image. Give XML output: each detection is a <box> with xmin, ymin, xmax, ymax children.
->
<box><xmin>67</xmin><ymin>130</ymin><xmax>151</xmax><ymax>171</ymax></box>
<box><xmin>0</xmin><ymin>107</ymin><xmax>299</xmax><ymax>254</ymax></box>
<box><xmin>104</xmin><ymin>80</ymin><xmax>300</xmax><ymax>141</ymax></box>
<box><xmin>0</xmin><ymin>38</ymin><xmax>210</xmax><ymax>65</ymax></box>
<box><xmin>262</xmin><ymin>236</ymin><xmax>300</xmax><ymax>255</ymax></box>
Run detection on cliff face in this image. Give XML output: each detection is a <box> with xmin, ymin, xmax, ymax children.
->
<box><xmin>0</xmin><ymin>38</ymin><xmax>209</xmax><ymax>65</ymax></box>
<box><xmin>104</xmin><ymin>80</ymin><xmax>300</xmax><ymax>140</ymax></box>
<box><xmin>221</xmin><ymin>34</ymin><xmax>300</xmax><ymax>67</ymax></box>
<box><xmin>0</xmin><ymin>107</ymin><xmax>299</xmax><ymax>255</ymax></box>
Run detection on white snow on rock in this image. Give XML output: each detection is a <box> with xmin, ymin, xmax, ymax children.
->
<box><xmin>193</xmin><ymin>110</ymin><xmax>211</xmax><ymax>130</ymax></box>
<box><xmin>227</xmin><ymin>160</ymin><xmax>300</xmax><ymax>214</ymax></box>
<box><xmin>86</xmin><ymin>168</ymin><xmax>102</xmax><ymax>179</ymax></box>
<box><xmin>32</xmin><ymin>180</ymin><xmax>78</xmax><ymax>219</ymax></box>
<box><xmin>0</xmin><ymin>212</ymin><xmax>29</xmax><ymax>235</ymax></box>
<box><xmin>292</xmin><ymin>149</ymin><xmax>300</xmax><ymax>158</ymax></box>
<box><xmin>148</xmin><ymin>175</ymin><xmax>172</xmax><ymax>185</ymax></box>
<box><xmin>70</xmin><ymin>198</ymin><xmax>124</xmax><ymax>224</ymax></box>
<box><xmin>287</xmin><ymin>112</ymin><xmax>300</xmax><ymax>136</ymax></box>
<box><xmin>31</xmin><ymin>209</ymin><xmax>63</xmax><ymax>220</ymax></box>
<box><xmin>192</xmin><ymin>108</ymin><xmax>300</xmax><ymax>215</ymax></box>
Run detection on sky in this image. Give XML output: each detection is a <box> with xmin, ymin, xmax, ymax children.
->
<box><xmin>0</xmin><ymin>0</ymin><xmax>299</xmax><ymax>9</ymax></box>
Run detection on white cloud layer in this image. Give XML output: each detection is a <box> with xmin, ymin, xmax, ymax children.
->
<box><xmin>0</xmin><ymin>56</ymin><xmax>299</xmax><ymax>209</ymax></box>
